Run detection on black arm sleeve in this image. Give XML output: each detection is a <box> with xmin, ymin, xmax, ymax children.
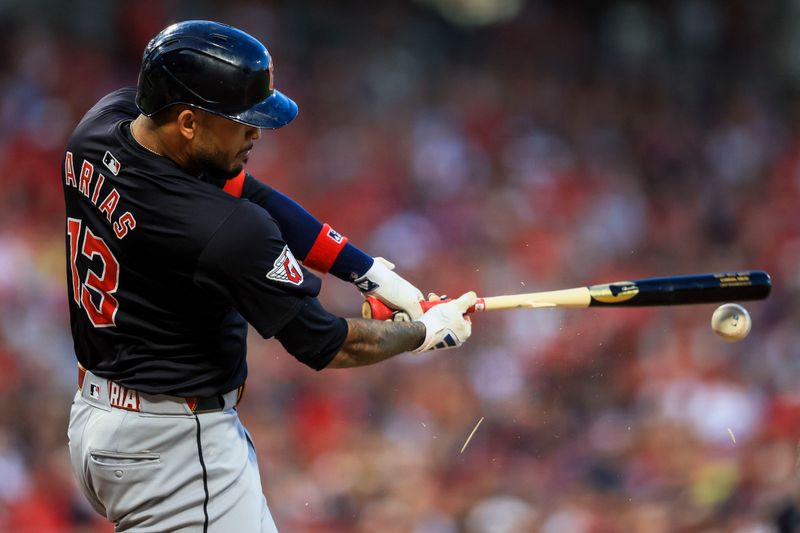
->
<box><xmin>240</xmin><ymin>175</ymin><xmax>373</xmax><ymax>280</ymax></box>
<box><xmin>274</xmin><ymin>297</ymin><xmax>348</xmax><ymax>370</ymax></box>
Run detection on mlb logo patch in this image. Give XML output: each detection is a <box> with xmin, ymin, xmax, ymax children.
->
<box><xmin>103</xmin><ymin>151</ymin><xmax>121</xmax><ymax>175</ymax></box>
<box><xmin>327</xmin><ymin>228</ymin><xmax>343</xmax><ymax>243</ymax></box>
<box><xmin>89</xmin><ymin>383</ymin><xmax>101</xmax><ymax>400</ymax></box>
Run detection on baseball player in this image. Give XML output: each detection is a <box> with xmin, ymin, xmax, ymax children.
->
<box><xmin>63</xmin><ymin>20</ymin><xmax>476</xmax><ymax>532</ymax></box>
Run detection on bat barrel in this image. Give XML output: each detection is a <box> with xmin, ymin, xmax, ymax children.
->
<box><xmin>362</xmin><ymin>270</ymin><xmax>772</xmax><ymax>319</ymax></box>
<box><xmin>588</xmin><ymin>270</ymin><xmax>772</xmax><ymax>307</ymax></box>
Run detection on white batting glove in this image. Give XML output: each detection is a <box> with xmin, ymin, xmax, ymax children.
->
<box><xmin>413</xmin><ymin>291</ymin><xmax>477</xmax><ymax>352</ymax></box>
<box><xmin>354</xmin><ymin>257</ymin><xmax>424</xmax><ymax>320</ymax></box>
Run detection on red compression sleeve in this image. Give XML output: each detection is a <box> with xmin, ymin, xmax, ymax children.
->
<box><xmin>303</xmin><ymin>224</ymin><xmax>349</xmax><ymax>273</ymax></box>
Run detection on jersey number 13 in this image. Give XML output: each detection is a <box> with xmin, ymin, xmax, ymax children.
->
<box><xmin>67</xmin><ymin>217</ymin><xmax>120</xmax><ymax>327</ymax></box>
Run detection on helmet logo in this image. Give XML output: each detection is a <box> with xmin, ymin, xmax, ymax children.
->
<box><xmin>268</xmin><ymin>58</ymin><xmax>274</xmax><ymax>92</ymax></box>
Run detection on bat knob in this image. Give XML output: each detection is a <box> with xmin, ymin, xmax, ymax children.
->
<box><xmin>362</xmin><ymin>296</ymin><xmax>398</xmax><ymax>320</ymax></box>
<box><xmin>361</xmin><ymin>300</ymin><xmax>374</xmax><ymax>319</ymax></box>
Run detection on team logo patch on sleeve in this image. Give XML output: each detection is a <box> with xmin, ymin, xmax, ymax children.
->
<box><xmin>267</xmin><ymin>245</ymin><xmax>304</xmax><ymax>286</ymax></box>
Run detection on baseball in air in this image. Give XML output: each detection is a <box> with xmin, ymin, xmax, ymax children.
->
<box><xmin>711</xmin><ymin>303</ymin><xmax>752</xmax><ymax>342</ymax></box>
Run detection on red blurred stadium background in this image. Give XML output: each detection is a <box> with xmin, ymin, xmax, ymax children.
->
<box><xmin>0</xmin><ymin>1</ymin><xmax>798</xmax><ymax>531</ymax></box>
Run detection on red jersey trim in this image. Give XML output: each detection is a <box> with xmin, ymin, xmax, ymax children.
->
<box><xmin>223</xmin><ymin>170</ymin><xmax>246</xmax><ymax>198</ymax></box>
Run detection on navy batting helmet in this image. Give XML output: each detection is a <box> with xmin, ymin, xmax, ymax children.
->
<box><xmin>136</xmin><ymin>20</ymin><xmax>297</xmax><ymax>129</ymax></box>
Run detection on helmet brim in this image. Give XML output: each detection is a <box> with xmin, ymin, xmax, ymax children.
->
<box><xmin>229</xmin><ymin>89</ymin><xmax>298</xmax><ymax>129</ymax></box>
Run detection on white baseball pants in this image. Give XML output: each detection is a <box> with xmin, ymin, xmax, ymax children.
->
<box><xmin>68</xmin><ymin>370</ymin><xmax>279</xmax><ymax>532</ymax></box>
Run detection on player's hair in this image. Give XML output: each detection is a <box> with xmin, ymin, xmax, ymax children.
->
<box><xmin>149</xmin><ymin>105</ymin><xmax>187</xmax><ymax>127</ymax></box>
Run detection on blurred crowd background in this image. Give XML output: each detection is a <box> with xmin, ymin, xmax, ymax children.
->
<box><xmin>0</xmin><ymin>0</ymin><xmax>799</xmax><ymax>531</ymax></box>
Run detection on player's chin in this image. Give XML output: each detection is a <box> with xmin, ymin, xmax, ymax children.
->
<box><xmin>230</xmin><ymin>161</ymin><xmax>245</xmax><ymax>175</ymax></box>
<box><xmin>234</xmin><ymin>153</ymin><xmax>250</xmax><ymax>169</ymax></box>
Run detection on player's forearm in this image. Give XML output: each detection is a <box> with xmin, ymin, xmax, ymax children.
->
<box><xmin>327</xmin><ymin>318</ymin><xmax>425</xmax><ymax>368</ymax></box>
<box><xmin>241</xmin><ymin>182</ymin><xmax>373</xmax><ymax>280</ymax></box>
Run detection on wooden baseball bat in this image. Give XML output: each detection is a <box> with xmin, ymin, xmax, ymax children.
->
<box><xmin>362</xmin><ymin>270</ymin><xmax>772</xmax><ymax>320</ymax></box>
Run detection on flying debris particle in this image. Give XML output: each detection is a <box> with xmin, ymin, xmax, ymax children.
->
<box><xmin>727</xmin><ymin>428</ymin><xmax>736</xmax><ymax>444</ymax></box>
<box><xmin>460</xmin><ymin>417</ymin><xmax>485</xmax><ymax>454</ymax></box>
<box><xmin>421</xmin><ymin>422</ymin><xmax>427</xmax><ymax>428</ymax></box>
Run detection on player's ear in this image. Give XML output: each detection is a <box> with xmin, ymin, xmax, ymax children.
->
<box><xmin>176</xmin><ymin>108</ymin><xmax>199</xmax><ymax>140</ymax></box>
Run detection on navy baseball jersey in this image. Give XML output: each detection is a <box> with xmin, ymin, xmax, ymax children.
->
<box><xmin>62</xmin><ymin>87</ymin><xmax>347</xmax><ymax>396</ymax></box>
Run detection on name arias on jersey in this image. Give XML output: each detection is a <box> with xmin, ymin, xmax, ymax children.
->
<box><xmin>267</xmin><ymin>245</ymin><xmax>304</xmax><ymax>286</ymax></box>
<box><xmin>64</xmin><ymin>151</ymin><xmax>137</xmax><ymax>239</ymax></box>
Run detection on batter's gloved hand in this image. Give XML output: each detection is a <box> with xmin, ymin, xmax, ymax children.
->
<box><xmin>354</xmin><ymin>257</ymin><xmax>424</xmax><ymax>320</ymax></box>
<box><xmin>413</xmin><ymin>291</ymin><xmax>477</xmax><ymax>352</ymax></box>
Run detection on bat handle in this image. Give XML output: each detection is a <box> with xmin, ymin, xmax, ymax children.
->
<box><xmin>361</xmin><ymin>296</ymin><xmax>481</xmax><ymax>320</ymax></box>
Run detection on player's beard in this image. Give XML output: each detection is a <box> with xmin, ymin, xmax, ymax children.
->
<box><xmin>195</xmin><ymin>148</ymin><xmax>243</xmax><ymax>181</ymax></box>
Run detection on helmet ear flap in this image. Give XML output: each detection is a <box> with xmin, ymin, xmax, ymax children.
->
<box><xmin>135</xmin><ymin>20</ymin><xmax>297</xmax><ymax>129</ymax></box>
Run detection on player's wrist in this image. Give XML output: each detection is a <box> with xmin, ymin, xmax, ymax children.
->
<box><xmin>412</xmin><ymin>292</ymin><xmax>476</xmax><ymax>352</ymax></box>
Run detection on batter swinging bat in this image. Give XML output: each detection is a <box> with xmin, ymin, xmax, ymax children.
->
<box><xmin>362</xmin><ymin>270</ymin><xmax>772</xmax><ymax>321</ymax></box>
